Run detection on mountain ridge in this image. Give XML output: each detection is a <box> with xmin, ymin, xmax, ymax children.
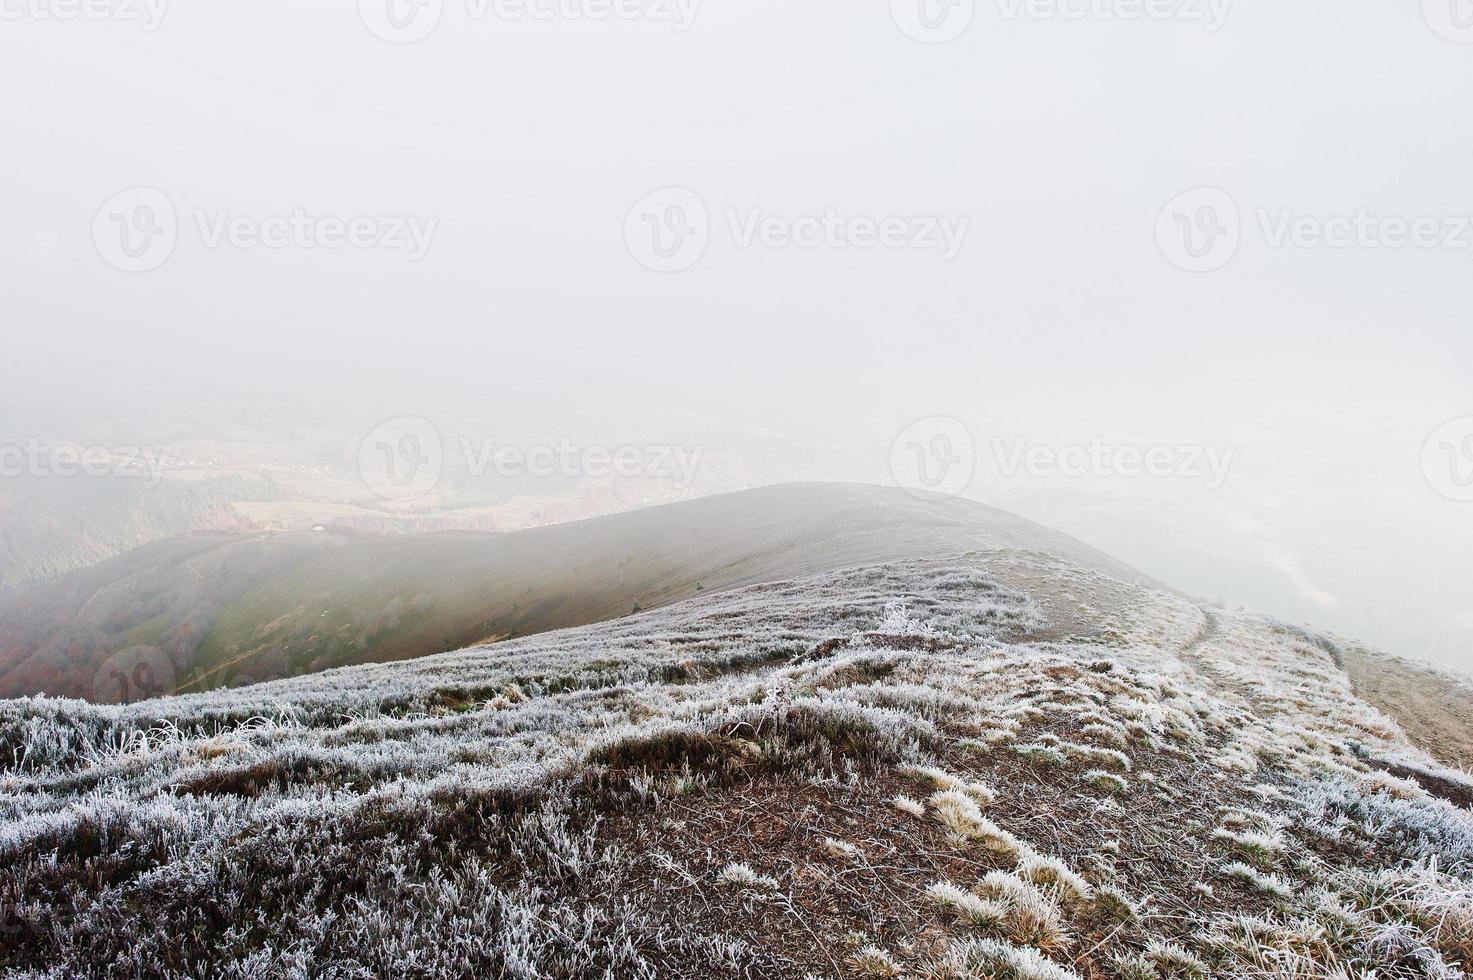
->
<box><xmin>0</xmin><ymin>483</ymin><xmax>1156</xmax><ymax>703</ymax></box>
<box><xmin>2</xmin><ymin>549</ymin><xmax>1469</xmax><ymax>977</ymax></box>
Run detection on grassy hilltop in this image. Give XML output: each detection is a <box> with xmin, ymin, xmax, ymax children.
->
<box><xmin>1</xmin><ymin>548</ymin><xmax>1469</xmax><ymax>977</ymax></box>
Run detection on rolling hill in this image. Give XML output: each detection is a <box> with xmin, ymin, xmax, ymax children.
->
<box><xmin>0</xmin><ymin>484</ymin><xmax>1151</xmax><ymax>702</ymax></box>
<box><xmin>1</xmin><ymin>545</ymin><xmax>1470</xmax><ymax>978</ymax></box>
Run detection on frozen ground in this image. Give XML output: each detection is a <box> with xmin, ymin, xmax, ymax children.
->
<box><xmin>1</xmin><ymin>552</ymin><xmax>1470</xmax><ymax>978</ymax></box>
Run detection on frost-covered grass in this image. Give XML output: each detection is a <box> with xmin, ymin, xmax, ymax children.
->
<box><xmin>0</xmin><ymin>553</ymin><xmax>1468</xmax><ymax>978</ymax></box>
<box><xmin>717</xmin><ymin>862</ymin><xmax>780</xmax><ymax>891</ymax></box>
<box><xmin>1083</xmin><ymin>769</ymin><xmax>1129</xmax><ymax>794</ymax></box>
<box><xmin>940</xmin><ymin>938</ymin><xmax>1086</xmax><ymax>980</ymax></box>
<box><xmin>893</xmin><ymin>794</ymin><xmax>926</xmax><ymax>817</ymax></box>
<box><xmin>848</xmin><ymin>944</ymin><xmax>903</xmax><ymax>977</ymax></box>
<box><xmin>1222</xmin><ymin>861</ymin><xmax>1295</xmax><ymax>899</ymax></box>
<box><xmin>1092</xmin><ymin>884</ymin><xmax>1141</xmax><ymax>926</ymax></box>
<box><xmin>1210</xmin><ymin>827</ymin><xmax>1287</xmax><ymax>870</ymax></box>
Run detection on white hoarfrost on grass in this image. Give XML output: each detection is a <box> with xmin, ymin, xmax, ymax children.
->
<box><xmin>1221</xmin><ymin>861</ymin><xmax>1295</xmax><ymax>898</ymax></box>
<box><xmin>0</xmin><ymin>552</ymin><xmax>1469</xmax><ymax>978</ymax></box>
<box><xmin>892</xmin><ymin>794</ymin><xmax>926</xmax><ymax>818</ymax></box>
<box><xmin>717</xmin><ymin>862</ymin><xmax>780</xmax><ymax>891</ymax></box>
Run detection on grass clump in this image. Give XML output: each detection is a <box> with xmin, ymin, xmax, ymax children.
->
<box><xmin>929</xmin><ymin>880</ymin><xmax>1011</xmax><ymax>929</ymax></box>
<box><xmin>1210</xmin><ymin>827</ymin><xmax>1286</xmax><ymax>871</ymax></box>
<box><xmin>974</xmin><ymin>818</ymin><xmax>1030</xmax><ymax>860</ymax></box>
<box><xmin>1067</xmin><ymin>743</ymin><xmax>1132</xmax><ymax>772</ymax></box>
<box><xmin>1093</xmin><ymin>884</ymin><xmax>1142</xmax><ymax>926</ymax></box>
<box><xmin>824</xmin><ymin>837</ymin><xmax>861</xmax><ymax>861</ymax></box>
<box><xmin>932</xmin><ymin>789</ymin><xmax>989</xmax><ymax>838</ymax></box>
<box><xmin>1110</xmin><ymin>952</ymin><xmax>1160</xmax><ymax>980</ymax></box>
<box><xmin>1013</xmin><ymin>744</ymin><xmax>1069</xmax><ymax>768</ymax></box>
<box><xmin>1017</xmin><ymin>853</ymin><xmax>1093</xmax><ymax>905</ymax></box>
<box><xmin>936</xmin><ymin>938</ymin><xmax>1084</xmax><ymax>980</ymax></box>
<box><xmin>972</xmin><ymin>871</ymin><xmax>1073</xmax><ymax>953</ymax></box>
<box><xmin>848</xmin><ymin>945</ymin><xmax>903</xmax><ymax>977</ymax></box>
<box><xmin>929</xmin><ymin>791</ymin><xmax>1030</xmax><ymax>858</ymax></box>
<box><xmin>905</xmin><ymin>763</ymin><xmax>998</xmax><ymax>806</ymax></box>
<box><xmin>716</xmin><ymin>862</ymin><xmax>779</xmax><ymax>891</ymax></box>
<box><xmin>1081</xmin><ymin>723</ymin><xmax>1129</xmax><ymax>748</ymax></box>
<box><xmin>1083</xmin><ymin>769</ymin><xmax>1128</xmax><ymax>795</ymax></box>
<box><xmin>1222</xmin><ymin>861</ymin><xmax>1294</xmax><ymax>899</ymax></box>
<box><xmin>893</xmin><ymin>795</ymin><xmax>926</xmax><ymax>818</ymax></box>
<box><xmin>1144</xmin><ymin>940</ymin><xmax>1208</xmax><ymax>980</ymax></box>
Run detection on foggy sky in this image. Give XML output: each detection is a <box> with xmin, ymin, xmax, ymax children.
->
<box><xmin>3</xmin><ymin>0</ymin><xmax>1471</xmax><ymax>671</ymax></box>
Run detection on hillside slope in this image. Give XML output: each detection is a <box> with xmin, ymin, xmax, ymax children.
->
<box><xmin>1340</xmin><ymin>646</ymin><xmax>1473</xmax><ymax>771</ymax></box>
<box><xmin>2</xmin><ymin>551</ymin><xmax>1469</xmax><ymax>978</ymax></box>
<box><xmin>0</xmin><ymin>484</ymin><xmax>1151</xmax><ymax>702</ymax></box>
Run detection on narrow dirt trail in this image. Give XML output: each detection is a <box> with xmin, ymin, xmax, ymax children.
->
<box><xmin>1181</xmin><ymin>607</ymin><xmax>1219</xmax><ymax>659</ymax></box>
<box><xmin>1174</xmin><ymin>606</ymin><xmax>1272</xmax><ymax>712</ymax></box>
